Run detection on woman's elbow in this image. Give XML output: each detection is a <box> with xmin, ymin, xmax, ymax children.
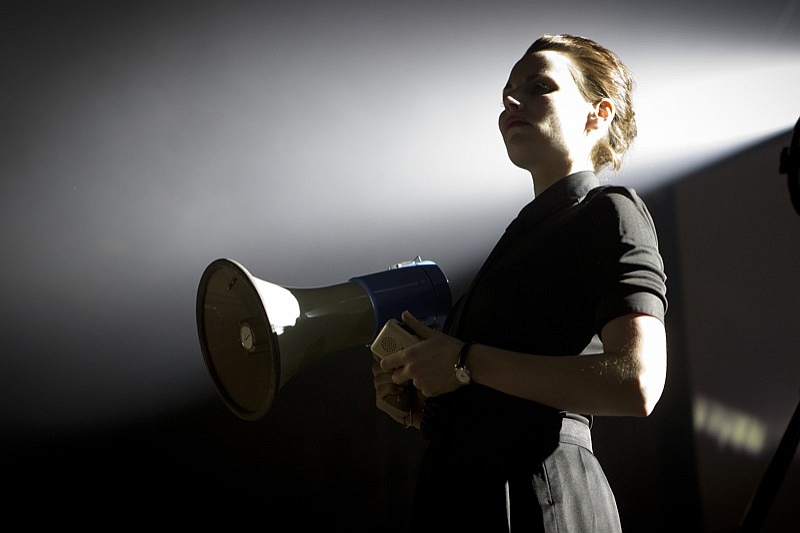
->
<box><xmin>638</xmin><ymin>377</ymin><xmax>665</xmax><ymax>417</ymax></box>
<box><xmin>632</xmin><ymin>353</ymin><xmax>667</xmax><ymax>417</ymax></box>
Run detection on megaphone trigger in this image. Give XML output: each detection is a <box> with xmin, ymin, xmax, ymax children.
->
<box><xmin>370</xmin><ymin>318</ymin><xmax>420</xmax><ymax>419</ymax></box>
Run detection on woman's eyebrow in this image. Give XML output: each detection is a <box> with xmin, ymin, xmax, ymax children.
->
<box><xmin>503</xmin><ymin>72</ymin><xmax>553</xmax><ymax>92</ymax></box>
<box><xmin>525</xmin><ymin>72</ymin><xmax>554</xmax><ymax>82</ymax></box>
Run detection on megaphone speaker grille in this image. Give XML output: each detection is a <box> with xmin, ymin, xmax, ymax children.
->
<box><xmin>380</xmin><ymin>336</ymin><xmax>399</xmax><ymax>354</ymax></box>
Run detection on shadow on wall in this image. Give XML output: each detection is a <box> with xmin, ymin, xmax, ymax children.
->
<box><xmin>666</xmin><ymin>127</ymin><xmax>799</xmax><ymax>533</ymax></box>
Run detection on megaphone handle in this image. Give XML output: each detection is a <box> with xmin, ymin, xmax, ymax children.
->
<box><xmin>376</xmin><ymin>379</ymin><xmax>416</xmax><ymax>420</ymax></box>
<box><xmin>370</xmin><ymin>319</ymin><xmax>419</xmax><ymax>420</ymax></box>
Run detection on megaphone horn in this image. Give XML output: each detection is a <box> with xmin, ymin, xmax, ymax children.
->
<box><xmin>196</xmin><ymin>257</ymin><xmax>451</xmax><ymax>421</ymax></box>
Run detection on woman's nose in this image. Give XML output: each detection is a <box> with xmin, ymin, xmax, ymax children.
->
<box><xmin>504</xmin><ymin>94</ymin><xmax>522</xmax><ymax>111</ymax></box>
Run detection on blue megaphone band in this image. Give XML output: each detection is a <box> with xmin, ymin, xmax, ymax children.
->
<box><xmin>350</xmin><ymin>259</ymin><xmax>452</xmax><ymax>340</ymax></box>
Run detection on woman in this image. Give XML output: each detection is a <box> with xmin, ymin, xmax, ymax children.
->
<box><xmin>373</xmin><ymin>34</ymin><xmax>668</xmax><ymax>532</ymax></box>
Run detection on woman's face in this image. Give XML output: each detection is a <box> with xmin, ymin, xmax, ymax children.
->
<box><xmin>499</xmin><ymin>50</ymin><xmax>595</xmax><ymax>176</ymax></box>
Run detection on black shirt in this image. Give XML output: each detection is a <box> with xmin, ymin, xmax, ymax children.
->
<box><xmin>420</xmin><ymin>171</ymin><xmax>667</xmax><ymax>465</ymax></box>
<box><xmin>453</xmin><ymin>170</ymin><xmax>666</xmax><ymax>351</ymax></box>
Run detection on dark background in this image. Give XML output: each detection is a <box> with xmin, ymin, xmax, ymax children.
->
<box><xmin>2</xmin><ymin>1</ymin><xmax>799</xmax><ymax>531</ymax></box>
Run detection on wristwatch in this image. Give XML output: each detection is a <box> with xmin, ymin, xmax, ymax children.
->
<box><xmin>454</xmin><ymin>341</ymin><xmax>474</xmax><ymax>385</ymax></box>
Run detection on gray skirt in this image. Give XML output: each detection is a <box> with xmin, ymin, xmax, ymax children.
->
<box><xmin>410</xmin><ymin>415</ymin><xmax>622</xmax><ymax>532</ymax></box>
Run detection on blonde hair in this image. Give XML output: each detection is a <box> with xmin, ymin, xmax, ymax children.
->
<box><xmin>526</xmin><ymin>34</ymin><xmax>637</xmax><ymax>172</ymax></box>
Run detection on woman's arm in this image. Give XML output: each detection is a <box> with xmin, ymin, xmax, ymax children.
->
<box><xmin>380</xmin><ymin>310</ymin><xmax>667</xmax><ymax>418</ymax></box>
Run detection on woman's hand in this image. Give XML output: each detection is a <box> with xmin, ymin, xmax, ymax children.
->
<box><xmin>379</xmin><ymin>311</ymin><xmax>465</xmax><ymax>399</ymax></box>
<box><xmin>371</xmin><ymin>360</ymin><xmax>426</xmax><ymax>428</ymax></box>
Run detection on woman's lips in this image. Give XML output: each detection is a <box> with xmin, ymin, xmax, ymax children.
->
<box><xmin>503</xmin><ymin>116</ymin><xmax>530</xmax><ymax>132</ymax></box>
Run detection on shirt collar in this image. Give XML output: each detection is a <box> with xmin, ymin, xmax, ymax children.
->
<box><xmin>508</xmin><ymin>171</ymin><xmax>600</xmax><ymax>232</ymax></box>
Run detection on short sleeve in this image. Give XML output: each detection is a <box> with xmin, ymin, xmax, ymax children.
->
<box><xmin>585</xmin><ymin>186</ymin><xmax>668</xmax><ymax>332</ymax></box>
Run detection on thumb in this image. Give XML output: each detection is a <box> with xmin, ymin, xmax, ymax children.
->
<box><xmin>401</xmin><ymin>310</ymin><xmax>434</xmax><ymax>339</ymax></box>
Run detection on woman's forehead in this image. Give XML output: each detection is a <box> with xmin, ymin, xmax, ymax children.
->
<box><xmin>509</xmin><ymin>50</ymin><xmax>574</xmax><ymax>80</ymax></box>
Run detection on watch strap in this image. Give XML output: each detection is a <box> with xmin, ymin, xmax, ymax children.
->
<box><xmin>457</xmin><ymin>341</ymin><xmax>474</xmax><ymax>369</ymax></box>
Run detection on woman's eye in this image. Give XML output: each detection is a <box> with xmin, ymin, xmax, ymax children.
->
<box><xmin>501</xmin><ymin>80</ymin><xmax>553</xmax><ymax>106</ymax></box>
<box><xmin>532</xmin><ymin>81</ymin><xmax>552</xmax><ymax>94</ymax></box>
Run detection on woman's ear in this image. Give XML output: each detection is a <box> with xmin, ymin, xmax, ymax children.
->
<box><xmin>586</xmin><ymin>98</ymin><xmax>615</xmax><ymax>132</ymax></box>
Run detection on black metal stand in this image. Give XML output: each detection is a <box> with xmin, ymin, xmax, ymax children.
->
<box><xmin>779</xmin><ymin>115</ymin><xmax>800</xmax><ymax>217</ymax></box>
<box><xmin>738</xmin><ymin>116</ymin><xmax>800</xmax><ymax>532</ymax></box>
<box><xmin>739</xmin><ymin>393</ymin><xmax>800</xmax><ymax>532</ymax></box>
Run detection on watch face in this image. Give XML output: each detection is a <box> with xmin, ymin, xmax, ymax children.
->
<box><xmin>455</xmin><ymin>366</ymin><xmax>471</xmax><ymax>385</ymax></box>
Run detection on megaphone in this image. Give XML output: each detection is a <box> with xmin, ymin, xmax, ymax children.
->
<box><xmin>196</xmin><ymin>257</ymin><xmax>451</xmax><ymax>421</ymax></box>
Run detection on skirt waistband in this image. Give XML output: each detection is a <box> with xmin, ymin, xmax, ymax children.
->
<box><xmin>559</xmin><ymin>416</ymin><xmax>593</xmax><ymax>453</ymax></box>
